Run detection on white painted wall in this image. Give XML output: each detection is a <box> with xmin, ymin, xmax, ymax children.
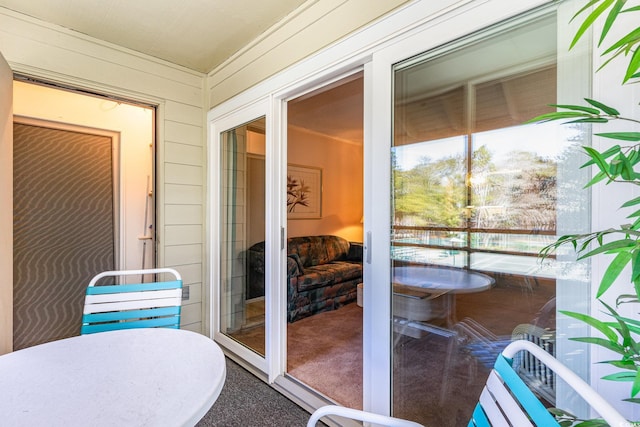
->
<box><xmin>0</xmin><ymin>52</ymin><xmax>13</xmax><ymax>354</ymax></box>
<box><xmin>0</xmin><ymin>8</ymin><xmax>205</xmax><ymax>333</ymax></box>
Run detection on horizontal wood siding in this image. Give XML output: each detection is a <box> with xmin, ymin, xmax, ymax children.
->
<box><xmin>206</xmin><ymin>0</ymin><xmax>411</xmax><ymax>108</ymax></box>
<box><xmin>0</xmin><ymin>7</ymin><xmax>206</xmax><ymax>332</ymax></box>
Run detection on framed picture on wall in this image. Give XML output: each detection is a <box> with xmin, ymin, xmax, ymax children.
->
<box><xmin>287</xmin><ymin>164</ymin><xmax>322</xmax><ymax>219</ymax></box>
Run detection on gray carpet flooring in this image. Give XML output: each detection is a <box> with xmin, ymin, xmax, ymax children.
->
<box><xmin>197</xmin><ymin>358</ymin><xmax>314</xmax><ymax>427</ymax></box>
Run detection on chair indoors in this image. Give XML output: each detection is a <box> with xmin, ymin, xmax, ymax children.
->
<box><xmin>80</xmin><ymin>268</ymin><xmax>183</xmax><ymax>335</ymax></box>
<box><xmin>307</xmin><ymin>340</ymin><xmax>631</xmax><ymax>427</ymax></box>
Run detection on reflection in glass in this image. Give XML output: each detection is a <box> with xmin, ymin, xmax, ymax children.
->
<box><xmin>391</xmin><ymin>11</ymin><xmax>590</xmax><ymax>426</ymax></box>
<box><xmin>220</xmin><ymin>118</ymin><xmax>266</xmax><ymax>356</ymax></box>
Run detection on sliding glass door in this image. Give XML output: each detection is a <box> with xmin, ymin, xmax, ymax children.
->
<box><xmin>386</xmin><ymin>5</ymin><xmax>591</xmax><ymax>425</ymax></box>
<box><xmin>206</xmin><ymin>0</ymin><xmax>597</xmax><ymax>417</ymax></box>
<box><xmin>219</xmin><ymin>117</ymin><xmax>267</xmax><ymax>358</ymax></box>
<box><xmin>211</xmin><ymin>98</ymin><xmax>276</xmax><ymax>373</ymax></box>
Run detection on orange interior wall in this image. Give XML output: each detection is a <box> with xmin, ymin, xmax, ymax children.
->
<box><xmin>287</xmin><ymin>127</ymin><xmax>363</xmax><ymax>242</ymax></box>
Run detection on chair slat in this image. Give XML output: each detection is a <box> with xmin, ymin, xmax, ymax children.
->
<box><xmin>478</xmin><ymin>387</ymin><xmax>510</xmax><ymax>427</ymax></box>
<box><xmin>84</xmin><ymin>296</ymin><xmax>182</xmax><ymax>314</ymax></box>
<box><xmin>484</xmin><ymin>370</ymin><xmax>533</xmax><ymax>427</ymax></box>
<box><xmin>82</xmin><ymin>306</ymin><xmax>180</xmax><ymax>323</ymax></box>
<box><xmin>494</xmin><ymin>355</ymin><xmax>560</xmax><ymax>426</ymax></box>
<box><xmin>86</xmin><ymin>280</ymin><xmax>182</xmax><ymax>295</ymax></box>
<box><xmin>468</xmin><ymin>403</ymin><xmax>491</xmax><ymax>427</ymax></box>
<box><xmin>84</xmin><ymin>289</ymin><xmax>182</xmax><ymax>306</ymax></box>
<box><xmin>80</xmin><ymin>316</ymin><xmax>180</xmax><ymax>334</ymax></box>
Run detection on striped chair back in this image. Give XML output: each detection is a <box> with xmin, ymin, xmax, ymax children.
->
<box><xmin>469</xmin><ymin>340</ymin><xmax>629</xmax><ymax>427</ymax></box>
<box><xmin>81</xmin><ymin>268</ymin><xmax>183</xmax><ymax>335</ymax></box>
<box><xmin>308</xmin><ymin>340</ymin><xmax>630</xmax><ymax>427</ymax></box>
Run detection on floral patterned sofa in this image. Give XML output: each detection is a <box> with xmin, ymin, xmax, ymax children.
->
<box><xmin>247</xmin><ymin>235</ymin><xmax>363</xmax><ymax>322</ymax></box>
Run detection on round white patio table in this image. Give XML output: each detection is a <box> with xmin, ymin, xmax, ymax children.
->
<box><xmin>0</xmin><ymin>328</ymin><xmax>226</xmax><ymax>426</ymax></box>
<box><xmin>393</xmin><ymin>265</ymin><xmax>495</xmax><ymax>328</ymax></box>
<box><xmin>393</xmin><ymin>265</ymin><xmax>495</xmax><ymax>294</ymax></box>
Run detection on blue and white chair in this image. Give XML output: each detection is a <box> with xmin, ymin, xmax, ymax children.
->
<box><xmin>81</xmin><ymin>268</ymin><xmax>183</xmax><ymax>335</ymax></box>
<box><xmin>307</xmin><ymin>340</ymin><xmax>631</xmax><ymax>427</ymax></box>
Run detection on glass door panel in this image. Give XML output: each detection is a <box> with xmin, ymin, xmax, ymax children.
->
<box><xmin>391</xmin><ymin>10</ymin><xmax>590</xmax><ymax>426</ymax></box>
<box><xmin>220</xmin><ymin>117</ymin><xmax>266</xmax><ymax>356</ymax></box>
<box><xmin>285</xmin><ymin>73</ymin><xmax>364</xmax><ymax>408</ymax></box>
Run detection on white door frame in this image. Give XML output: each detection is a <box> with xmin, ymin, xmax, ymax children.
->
<box><xmin>208</xmin><ymin>97</ymin><xmax>274</xmax><ymax>374</ymax></box>
<box><xmin>0</xmin><ymin>51</ymin><xmax>13</xmax><ymax>355</ymax></box>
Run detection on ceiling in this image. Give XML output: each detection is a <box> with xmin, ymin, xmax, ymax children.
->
<box><xmin>1</xmin><ymin>0</ymin><xmax>365</xmax><ymax>144</ymax></box>
<box><xmin>289</xmin><ymin>73</ymin><xmax>363</xmax><ymax>144</ymax></box>
<box><xmin>0</xmin><ymin>0</ymin><xmax>309</xmax><ymax>73</ymax></box>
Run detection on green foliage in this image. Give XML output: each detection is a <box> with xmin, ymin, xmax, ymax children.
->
<box><xmin>549</xmin><ymin>407</ymin><xmax>611</xmax><ymax>426</ymax></box>
<box><xmin>570</xmin><ymin>0</ymin><xmax>640</xmax><ymax>84</ymax></box>
<box><xmin>535</xmin><ymin>102</ymin><xmax>640</xmax><ymax>401</ymax></box>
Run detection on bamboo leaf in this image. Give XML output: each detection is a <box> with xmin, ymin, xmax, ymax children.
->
<box><xmin>602</xmin><ymin>371</ymin><xmax>636</xmax><ymax>381</ymax></box>
<box><xmin>561</xmin><ymin>310</ymin><xmax>619</xmax><ymax>341</ymax></box>
<box><xmin>622</xmin><ymin>196</ymin><xmax>640</xmax><ymax>208</ymax></box>
<box><xmin>632</xmin><ymin>249</ymin><xmax>640</xmax><ymax>282</ymax></box>
<box><xmin>585</xmin><ymin>98</ymin><xmax>620</xmax><ymax>115</ymax></box>
<box><xmin>626</xmin><ymin>208</ymin><xmax>640</xmax><ymax>218</ymax></box>
<box><xmin>583</xmin><ymin>146</ymin><xmax>614</xmax><ymax>174</ymax></box>
<box><xmin>584</xmin><ymin>171</ymin><xmax>609</xmax><ymax>188</ymax></box>
<box><xmin>567</xmin><ymin>117</ymin><xmax>609</xmax><ymax>124</ymax></box>
<box><xmin>526</xmin><ymin>111</ymin><xmax>592</xmax><ymax>123</ymax></box>
<box><xmin>578</xmin><ymin>238</ymin><xmax>635</xmax><ymax>259</ymax></box>
<box><xmin>571</xmin><ymin>0</ymin><xmax>616</xmax><ymax>49</ymax></box>
<box><xmin>620</xmin><ymin>153</ymin><xmax>634</xmax><ymax>180</ymax></box>
<box><xmin>571</xmin><ymin>337</ymin><xmax>625</xmax><ymax>354</ymax></box>
<box><xmin>621</xmin><ymin>322</ymin><xmax>640</xmax><ymax>335</ymax></box>
<box><xmin>596</xmin><ymin>48</ymin><xmax>626</xmax><ymax>73</ymax></box>
<box><xmin>600</xmin><ymin>301</ymin><xmax>632</xmax><ymax>345</ymax></box>
<box><xmin>610</xmin><ymin>157</ymin><xmax>623</xmax><ymax>178</ymax></box>
<box><xmin>571</xmin><ymin>0</ymin><xmax>602</xmax><ymax>23</ymax></box>
<box><xmin>608</xmin><ymin>314</ymin><xmax>640</xmax><ymax>327</ymax></box>
<box><xmin>551</xmin><ymin>103</ymin><xmax>601</xmax><ymax>114</ymax></box>
<box><xmin>595</xmin><ymin>132</ymin><xmax>640</xmax><ymax>141</ymax></box>
<box><xmin>600</xmin><ymin>0</ymin><xmax>627</xmax><ymax>46</ymax></box>
<box><xmin>617</xmin><ymin>294</ymin><xmax>640</xmax><ymax>304</ymax></box>
<box><xmin>633</xmin><ymin>370</ymin><xmax>640</xmax><ymax>396</ymax></box>
<box><xmin>599</xmin><ymin>144</ymin><xmax>623</xmax><ymax>159</ymax></box>
<box><xmin>623</xmin><ymin>46</ymin><xmax>640</xmax><ymax>83</ymax></box>
<box><xmin>582</xmin><ymin>145</ymin><xmax>620</xmax><ymax>167</ymax></box>
<box><xmin>598</xmin><ymin>251</ymin><xmax>633</xmax><ymax>297</ymax></box>
<box><xmin>602</xmin><ymin>26</ymin><xmax>640</xmax><ymax>55</ymax></box>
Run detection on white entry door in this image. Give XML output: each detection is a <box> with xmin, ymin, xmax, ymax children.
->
<box><xmin>0</xmin><ymin>51</ymin><xmax>13</xmax><ymax>355</ymax></box>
